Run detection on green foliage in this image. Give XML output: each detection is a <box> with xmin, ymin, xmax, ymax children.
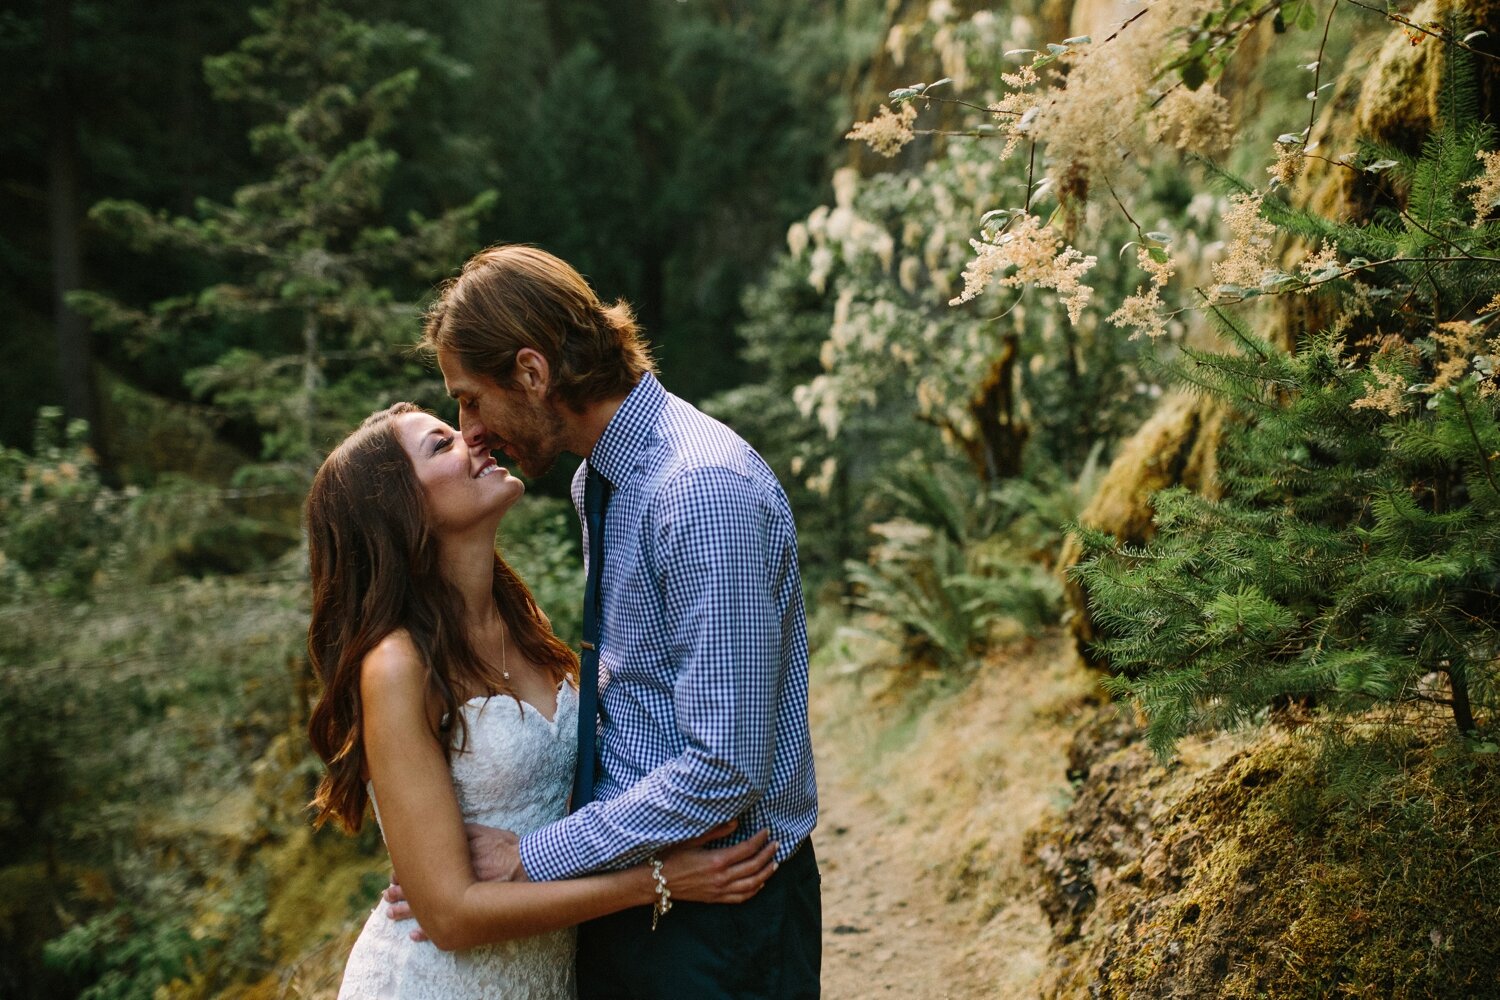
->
<box><xmin>0</xmin><ymin>0</ymin><xmax>269</xmax><ymax>448</ymax></box>
<box><xmin>400</xmin><ymin>0</ymin><xmax>883</xmax><ymax>402</ymax></box>
<box><xmin>1240</xmin><ymin>120</ymin><xmax>1500</xmax><ymax>306</ymax></box>
<box><xmin>0</xmin><ymin>562</ymin><xmax>310</xmax><ymax>997</ymax></box>
<box><xmin>706</xmin><ymin>248</ymin><xmax>912</xmax><ymax>592</ymax></box>
<box><xmin>0</xmin><ymin>408</ymin><xmax>296</xmax><ymax>603</ymax></box>
<box><xmin>782</xmin><ymin>138</ymin><xmax>1159</xmax><ymax>487</ymax></box>
<box><xmin>1165</xmin><ymin>0</ymin><xmax>1324</xmax><ymax>92</ymax></box>
<box><xmin>71</xmin><ymin>0</ymin><xmax>493</xmax><ymax>473</ymax></box>
<box><xmin>845</xmin><ymin>459</ymin><xmax>1072</xmax><ymax>673</ymax></box>
<box><xmin>43</xmin><ymin>887</ymin><xmax>204</xmax><ymax>1000</ymax></box>
<box><xmin>0</xmin><ymin>414</ymin><xmax>591</xmax><ymax>997</ymax></box>
<box><xmin>498</xmin><ymin>494</ymin><xmax>585</xmax><ymax>649</ymax></box>
<box><xmin>1077</xmin><ymin>350</ymin><xmax>1500</xmax><ymax>752</ymax></box>
<box><xmin>0</xmin><ymin>409</ymin><xmax>114</xmax><ymax>600</ymax></box>
<box><xmin>0</xmin><ymin>1</ymin><xmax>888</xmax><ymax>995</ymax></box>
<box><xmin>1074</xmin><ymin>96</ymin><xmax>1500</xmax><ymax>753</ymax></box>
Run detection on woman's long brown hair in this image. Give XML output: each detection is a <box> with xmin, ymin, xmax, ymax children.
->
<box><xmin>305</xmin><ymin>402</ymin><xmax>578</xmax><ymax>833</ymax></box>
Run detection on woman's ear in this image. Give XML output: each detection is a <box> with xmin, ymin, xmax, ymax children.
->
<box><xmin>513</xmin><ymin>348</ymin><xmax>550</xmax><ymax>396</ymax></box>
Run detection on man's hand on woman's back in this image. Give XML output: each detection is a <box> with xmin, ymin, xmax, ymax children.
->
<box><xmin>384</xmin><ymin>823</ymin><xmax>525</xmax><ymax>937</ymax></box>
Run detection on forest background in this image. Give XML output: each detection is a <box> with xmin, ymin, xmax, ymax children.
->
<box><xmin>3</xmin><ymin>0</ymin><xmax>1499</xmax><ymax>997</ymax></box>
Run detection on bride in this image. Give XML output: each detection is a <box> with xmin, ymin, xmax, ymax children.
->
<box><xmin>304</xmin><ymin>403</ymin><xmax>777</xmax><ymax>998</ymax></box>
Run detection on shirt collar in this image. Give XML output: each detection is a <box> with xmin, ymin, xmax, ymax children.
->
<box><xmin>587</xmin><ymin>371</ymin><xmax>667</xmax><ymax>488</ymax></box>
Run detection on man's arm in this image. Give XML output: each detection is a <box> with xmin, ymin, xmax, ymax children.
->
<box><xmin>518</xmin><ymin>465</ymin><xmax>784</xmax><ymax>881</ymax></box>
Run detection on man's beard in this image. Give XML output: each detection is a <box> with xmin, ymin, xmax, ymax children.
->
<box><xmin>504</xmin><ymin>396</ymin><xmax>567</xmax><ymax>479</ymax></box>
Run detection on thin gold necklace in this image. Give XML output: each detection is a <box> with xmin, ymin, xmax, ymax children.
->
<box><xmin>500</xmin><ymin>622</ymin><xmax>510</xmax><ymax>682</ymax></box>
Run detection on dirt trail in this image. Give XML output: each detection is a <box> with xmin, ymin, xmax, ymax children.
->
<box><xmin>816</xmin><ymin>777</ymin><xmax>983</xmax><ymax>998</ymax></box>
<box><xmin>811</xmin><ymin>631</ymin><xmax>1097</xmax><ymax>999</ymax></box>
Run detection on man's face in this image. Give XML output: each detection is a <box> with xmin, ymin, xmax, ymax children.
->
<box><xmin>438</xmin><ymin>346</ymin><xmax>567</xmax><ymax>480</ymax></box>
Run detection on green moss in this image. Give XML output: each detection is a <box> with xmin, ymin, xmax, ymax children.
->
<box><xmin>258</xmin><ymin>824</ymin><xmax>384</xmax><ymax>961</ymax></box>
<box><xmin>1107</xmin><ymin>728</ymin><xmax>1500</xmax><ymax>998</ymax></box>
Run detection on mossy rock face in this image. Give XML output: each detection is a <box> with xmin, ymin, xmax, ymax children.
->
<box><xmin>1350</xmin><ymin>0</ymin><xmax>1500</xmax><ymax>146</ymax></box>
<box><xmin>1354</xmin><ymin>0</ymin><xmax>1448</xmax><ymax>145</ymax></box>
<box><xmin>1031</xmin><ymin>715</ymin><xmax>1500</xmax><ymax>999</ymax></box>
<box><xmin>1026</xmin><ymin>706</ymin><xmax>1245</xmax><ymax>969</ymax></box>
<box><xmin>1298</xmin><ymin>0</ymin><xmax>1500</xmax><ymax>304</ymax></box>
<box><xmin>1067</xmin><ymin>0</ymin><xmax>1130</xmax><ymax>39</ymax></box>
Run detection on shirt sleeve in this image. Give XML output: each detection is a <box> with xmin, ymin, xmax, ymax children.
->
<box><xmin>518</xmin><ymin>464</ymin><xmax>782</xmax><ymax>880</ymax></box>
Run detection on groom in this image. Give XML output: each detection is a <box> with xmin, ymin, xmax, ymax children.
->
<box><xmin>413</xmin><ymin>244</ymin><xmax>820</xmax><ymax>998</ymax></box>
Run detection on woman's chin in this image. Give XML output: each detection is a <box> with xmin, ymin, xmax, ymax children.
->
<box><xmin>489</xmin><ymin>483</ymin><xmax>525</xmax><ymax>520</ymax></box>
<box><xmin>499</xmin><ymin>477</ymin><xmax>525</xmax><ymax>503</ymax></box>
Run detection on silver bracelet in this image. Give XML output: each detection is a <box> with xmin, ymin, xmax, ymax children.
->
<box><xmin>648</xmin><ymin>856</ymin><xmax>673</xmax><ymax>931</ymax></box>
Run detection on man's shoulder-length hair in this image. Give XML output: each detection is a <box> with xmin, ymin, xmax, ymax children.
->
<box><xmin>421</xmin><ymin>244</ymin><xmax>655</xmax><ymax>409</ymax></box>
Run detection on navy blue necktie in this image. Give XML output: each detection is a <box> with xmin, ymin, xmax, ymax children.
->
<box><xmin>571</xmin><ymin>462</ymin><xmax>607</xmax><ymax>812</ymax></box>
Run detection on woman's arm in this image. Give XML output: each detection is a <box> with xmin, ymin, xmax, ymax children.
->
<box><xmin>361</xmin><ymin>636</ymin><xmax>774</xmax><ymax>952</ymax></box>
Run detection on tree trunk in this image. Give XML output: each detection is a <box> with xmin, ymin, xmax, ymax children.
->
<box><xmin>967</xmin><ymin>332</ymin><xmax>1029</xmax><ymax>483</ymax></box>
<box><xmin>46</xmin><ymin>0</ymin><xmax>95</xmax><ymax>438</ymax></box>
<box><xmin>1448</xmin><ymin>666</ymin><xmax>1477</xmax><ymax>734</ymax></box>
<box><xmin>303</xmin><ymin>307</ymin><xmax>320</xmax><ymax>465</ymax></box>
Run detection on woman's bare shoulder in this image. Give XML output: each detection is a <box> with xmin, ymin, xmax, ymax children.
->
<box><xmin>360</xmin><ymin>629</ymin><xmax>426</xmax><ymax>703</ymax></box>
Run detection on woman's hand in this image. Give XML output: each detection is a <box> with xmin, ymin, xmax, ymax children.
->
<box><xmin>656</xmin><ymin>821</ymin><xmax>780</xmax><ymax>904</ymax></box>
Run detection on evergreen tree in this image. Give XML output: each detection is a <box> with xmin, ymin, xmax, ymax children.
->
<box><xmin>0</xmin><ymin>0</ymin><xmax>260</xmax><ymax>448</ymax></box>
<box><xmin>1072</xmin><ymin>89</ymin><xmax>1500</xmax><ymax>753</ymax></box>
<box><xmin>404</xmin><ymin>0</ymin><xmax>880</xmax><ymax>402</ymax></box>
<box><xmin>72</xmin><ymin>0</ymin><xmax>494</xmax><ymax>477</ymax></box>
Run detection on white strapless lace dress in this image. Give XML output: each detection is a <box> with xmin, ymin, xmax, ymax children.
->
<box><xmin>337</xmin><ymin>684</ymin><xmax>578</xmax><ymax>1000</ymax></box>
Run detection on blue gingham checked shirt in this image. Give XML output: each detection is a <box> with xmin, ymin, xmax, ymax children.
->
<box><xmin>517</xmin><ymin>373</ymin><xmax>818</xmax><ymax>880</ymax></box>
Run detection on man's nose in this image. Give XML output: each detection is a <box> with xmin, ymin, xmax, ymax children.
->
<box><xmin>459</xmin><ymin>411</ymin><xmax>488</xmax><ymax>449</ymax></box>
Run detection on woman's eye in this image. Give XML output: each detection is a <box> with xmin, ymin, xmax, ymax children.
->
<box><xmin>434</xmin><ymin>436</ymin><xmax>454</xmax><ymax>453</ymax></box>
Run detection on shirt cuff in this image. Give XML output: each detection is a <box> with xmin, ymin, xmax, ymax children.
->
<box><xmin>517</xmin><ymin>822</ymin><xmax>575</xmax><ymax>882</ymax></box>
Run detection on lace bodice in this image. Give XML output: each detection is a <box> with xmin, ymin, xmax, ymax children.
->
<box><xmin>337</xmin><ymin>683</ymin><xmax>579</xmax><ymax>1000</ymax></box>
<box><xmin>446</xmin><ymin>685</ymin><xmax>577</xmax><ymax>831</ymax></box>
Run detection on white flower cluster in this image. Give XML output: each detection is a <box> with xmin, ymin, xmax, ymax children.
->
<box><xmin>1018</xmin><ymin>0</ymin><xmax>1220</xmax><ymax>193</ymax></box>
<box><xmin>785</xmin><ymin>144</ymin><xmax>1021</xmax><ymax>469</ymax></box>
<box><xmin>1470</xmin><ymin>149</ymin><xmax>1500</xmax><ymax>222</ymax></box>
<box><xmin>1211</xmin><ymin>192</ymin><xmax>1278</xmax><ymax>291</ymax></box>
<box><xmin>950</xmin><ymin>213</ymin><xmax>1097</xmax><ymax>324</ymax></box>
<box><xmin>787</xmin><ymin>168</ymin><xmax>896</xmax><ymax>296</ymax></box>
<box><xmin>845</xmin><ymin>103</ymin><xmax>919</xmax><ymax>159</ymax></box>
<box><xmin>1109</xmin><ymin>246</ymin><xmax>1177</xmax><ymax>340</ymax></box>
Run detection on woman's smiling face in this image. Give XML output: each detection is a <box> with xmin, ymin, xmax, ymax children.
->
<box><xmin>396</xmin><ymin>411</ymin><xmax>524</xmax><ymax>535</ymax></box>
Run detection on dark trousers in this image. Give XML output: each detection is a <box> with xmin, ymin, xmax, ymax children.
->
<box><xmin>577</xmin><ymin>839</ymin><xmax>821</xmax><ymax>1000</ymax></box>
